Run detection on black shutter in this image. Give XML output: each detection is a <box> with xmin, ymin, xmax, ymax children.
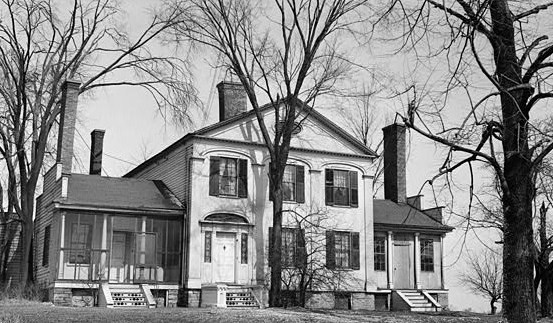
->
<box><xmin>296</xmin><ymin>165</ymin><xmax>305</xmax><ymax>203</ymax></box>
<box><xmin>295</xmin><ymin>229</ymin><xmax>307</xmax><ymax>268</ymax></box>
<box><xmin>351</xmin><ymin>232</ymin><xmax>360</xmax><ymax>270</ymax></box>
<box><xmin>268</xmin><ymin>227</ymin><xmax>273</xmax><ymax>267</ymax></box>
<box><xmin>350</xmin><ymin>171</ymin><xmax>358</xmax><ymax>207</ymax></box>
<box><xmin>325</xmin><ymin>169</ymin><xmax>334</xmax><ymax>206</ymax></box>
<box><xmin>326</xmin><ymin>231</ymin><xmax>335</xmax><ymax>269</ymax></box>
<box><xmin>209</xmin><ymin>157</ymin><xmax>220</xmax><ymax>196</ymax></box>
<box><xmin>238</xmin><ymin>159</ymin><xmax>248</xmax><ymax>198</ymax></box>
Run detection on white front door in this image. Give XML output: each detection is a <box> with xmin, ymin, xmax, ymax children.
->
<box><xmin>393</xmin><ymin>234</ymin><xmax>414</xmax><ymax>289</ymax></box>
<box><xmin>214</xmin><ymin>232</ymin><xmax>236</xmax><ymax>283</ymax></box>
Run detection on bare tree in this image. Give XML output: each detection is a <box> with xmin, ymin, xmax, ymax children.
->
<box><xmin>460</xmin><ymin>249</ymin><xmax>502</xmax><ymax>315</ymax></box>
<box><xmin>0</xmin><ymin>0</ymin><xmax>196</xmax><ymax>287</ymax></box>
<box><xmin>375</xmin><ymin>1</ymin><xmax>553</xmax><ymax>322</ymax></box>
<box><xmin>167</xmin><ymin>0</ymin><xmax>370</xmax><ymax>306</ymax></box>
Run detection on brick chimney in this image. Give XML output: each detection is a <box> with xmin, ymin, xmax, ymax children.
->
<box><xmin>217</xmin><ymin>81</ymin><xmax>247</xmax><ymax>122</ymax></box>
<box><xmin>56</xmin><ymin>80</ymin><xmax>80</xmax><ymax>175</ymax></box>
<box><xmin>89</xmin><ymin>129</ymin><xmax>105</xmax><ymax>175</ymax></box>
<box><xmin>383</xmin><ymin>123</ymin><xmax>406</xmax><ymax>204</ymax></box>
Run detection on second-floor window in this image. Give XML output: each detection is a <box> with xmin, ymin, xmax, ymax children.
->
<box><xmin>325</xmin><ymin>169</ymin><xmax>358</xmax><ymax>207</ymax></box>
<box><xmin>209</xmin><ymin>157</ymin><xmax>248</xmax><ymax>198</ymax></box>
<box><xmin>283</xmin><ymin>165</ymin><xmax>305</xmax><ymax>203</ymax></box>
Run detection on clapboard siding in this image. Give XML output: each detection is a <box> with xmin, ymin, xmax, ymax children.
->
<box><xmin>34</xmin><ymin>166</ymin><xmax>62</xmax><ymax>285</ymax></box>
<box><xmin>0</xmin><ymin>215</ymin><xmax>22</xmax><ymax>285</ymax></box>
<box><xmin>130</xmin><ymin>144</ymin><xmax>189</xmax><ymax>203</ymax></box>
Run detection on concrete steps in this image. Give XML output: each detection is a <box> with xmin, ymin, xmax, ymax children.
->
<box><xmin>225</xmin><ymin>288</ymin><xmax>259</xmax><ymax>308</ymax></box>
<box><xmin>396</xmin><ymin>290</ymin><xmax>441</xmax><ymax>312</ymax></box>
<box><xmin>110</xmin><ymin>284</ymin><xmax>148</xmax><ymax>307</ymax></box>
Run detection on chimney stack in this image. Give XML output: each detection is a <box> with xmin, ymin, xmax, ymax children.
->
<box><xmin>217</xmin><ymin>81</ymin><xmax>247</xmax><ymax>122</ymax></box>
<box><xmin>89</xmin><ymin>129</ymin><xmax>105</xmax><ymax>175</ymax></box>
<box><xmin>56</xmin><ymin>80</ymin><xmax>80</xmax><ymax>175</ymax></box>
<box><xmin>383</xmin><ymin>123</ymin><xmax>406</xmax><ymax>204</ymax></box>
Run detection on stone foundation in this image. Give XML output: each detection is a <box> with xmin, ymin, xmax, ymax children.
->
<box><xmin>71</xmin><ymin>289</ymin><xmax>95</xmax><ymax>307</ymax></box>
<box><xmin>351</xmin><ymin>293</ymin><xmax>375</xmax><ymax>310</ymax></box>
<box><xmin>430</xmin><ymin>292</ymin><xmax>449</xmax><ymax>310</ymax></box>
<box><xmin>167</xmin><ymin>289</ymin><xmax>179</xmax><ymax>307</ymax></box>
<box><xmin>50</xmin><ymin>288</ymin><xmax>72</xmax><ymax>306</ymax></box>
<box><xmin>178</xmin><ymin>288</ymin><xmax>201</xmax><ymax>307</ymax></box>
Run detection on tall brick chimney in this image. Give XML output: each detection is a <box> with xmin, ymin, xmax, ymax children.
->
<box><xmin>217</xmin><ymin>81</ymin><xmax>247</xmax><ymax>122</ymax></box>
<box><xmin>89</xmin><ymin>129</ymin><xmax>105</xmax><ymax>175</ymax></box>
<box><xmin>56</xmin><ymin>80</ymin><xmax>80</xmax><ymax>175</ymax></box>
<box><xmin>383</xmin><ymin>123</ymin><xmax>406</xmax><ymax>204</ymax></box>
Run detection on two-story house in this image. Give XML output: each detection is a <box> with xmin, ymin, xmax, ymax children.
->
<box><xmin>33</xmin><ymin>80</ymin><xmax>452</xmax><ymax>310</ymax></box>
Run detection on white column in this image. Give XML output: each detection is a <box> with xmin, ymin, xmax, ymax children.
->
<box><xmin>387</xmin><ymin>231</ymin><xmax>393</xmax><ymax>289</ymax></box>
<box><xmin>414</xmin><ymin>232</ymin><xmax>421</xmax><ymax>290</ymax></box>
<box><xmin>100</xmin><ymin>214</ymin><xmax>108</xmax><ymax>280</ymax></box>
<box><xmin>186</xmin><ymin>156</ymin><xmax>205</xmax><ymax>289</ymax></box>
<box><xmin>58</xmin><ymin>212</ymin><xmax>66</xmax><ymax>279</ymax></box>
<box><xmin>441</xmin><ymin>234</ymin><xmax>446</xmax><ymax>289</ymax></box>
<box><xmin>139</xmin><ymin>216</ymin><xmax>147</xmax><ymax>279</ymax></box>
<box><xmin>363</xmin><ymin>174</ymin><xmax>375</xmax><ymax>291</ymax></box>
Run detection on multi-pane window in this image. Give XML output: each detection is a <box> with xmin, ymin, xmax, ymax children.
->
<box><xmin>209</xmin><ymin>157</ymin><xmax>247</xmax><ymax>198</ymax></box>
<box><xmin>69</xmin><ymin>223</ymin><xmax>92</xmax><ymax>264</ymax></box>
<box><xmin>326</xmin><ymin>231</ymin><xmax>360</xmax><ymax>270</ymax></box>
<box><xmin>241</xmin><ymin>233</ymin><xmax>248</xmax><ymax>264</ymax></box>
<box><xmin>325</xmin><ymin>169</ymin><xmax>358</xmax><ymax>207</ymax></box>
<box><xmin>42</xmin><ymin>225</ymin><xmax>50</xmax><ymax>267</ymax></box>
<box><xmin>268</xmin><ymin>227</ymin><xmax>306</xmax><ymax>268</ymax></box>
<box><xmin>204</xmin><ymin>231</ymin><xmax>212</xmax><ymax>263</ymax></box>
<box><xmin>374</xmin><ymin>237</ymin><xmax>386</xmax><ymax>271</ymax></box>
<box><xmin>420</xmin><ymin>239</ymin><xmax>434</xmax><ymax>272</ymax></box>
<box><xmin>219</xmin><ymin>158</ymin><xmax>237</xmax><ymax>195</ymax></box>
<box><xmin>270</xmin><ymin>164</ymin><xmax>305</xmax><ymax>203</ymax></box>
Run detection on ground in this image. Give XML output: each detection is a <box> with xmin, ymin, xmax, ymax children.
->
<box><xmin>0</xmin><ymin>301</ymin><xmax>506</xmax><ymax>323</ymax></box>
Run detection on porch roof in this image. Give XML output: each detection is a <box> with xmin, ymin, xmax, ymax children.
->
<box><xmin>373</xmin><ymin>199</ymin><xmax>453</xmax><ymax>232</ymax></box>
<box><xmin>58</xmin><ymin>174</ymin><xmax>183</xmax><ymax>212</ymax></box>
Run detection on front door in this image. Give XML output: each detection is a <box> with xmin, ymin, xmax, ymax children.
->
<box><xmin>110</xmin><ymin>231</ymin><xmax>132</xmax><ymax>283</ymax></box>
<box><xmin>214</xmin><ymin>232</ymin><xmax>236</xmax><ymax>283</ymax></box>
<box><xmin>393</xmin><ymin>234</ymin><xmax>413</xmax><ymax>289</ymax></box>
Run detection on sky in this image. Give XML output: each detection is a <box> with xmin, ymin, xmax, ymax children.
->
<box><xmin>67</xmin><ymin>0</ymin><xmax>507</xmax><ymax>313</ymax></box>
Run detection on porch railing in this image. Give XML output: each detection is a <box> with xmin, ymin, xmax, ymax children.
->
<box><xmin>58</xmin><ymin>248</ymin><xmax>110</xmax><ymax>282</ymax></box>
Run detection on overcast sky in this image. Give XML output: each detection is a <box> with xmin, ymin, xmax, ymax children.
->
<box><xmin>65</xmin><ymin>0</ymin><xmax>505</xmax><ymax>313</ymax></box>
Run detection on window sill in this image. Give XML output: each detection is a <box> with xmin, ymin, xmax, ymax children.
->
<box><xmin>214</xmin><ymin>194</ymin><xmax>245</xmax><ymax>199</ymax></box>
<box><xmin>326</xmin><ymin>204</ymin><xmax>357</xmax><ymax>209</ymax></box>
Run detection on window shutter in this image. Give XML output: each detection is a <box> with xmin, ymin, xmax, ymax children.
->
<box><xmin>351</xmin><ymin>232</ymin><xmax>360</xmax><ymax>270</ymax></box>
<box><xmin>325</xmin><ymin>169</ymin><xmax>334</xmax><ymax>206</ymax></box>
<box><xmin>296</xmin><ymin>165</ymin><xmax>305</xmax><ymax>203</ymax></box>
<box><xmin>295</xmin><ymin>229</ymin><xmax>307</xmax><ymax>268</ymax></box>
<box><xmin>268</xmin><ymin>227</ymin><xmax>273</xmax><ymax>267</ymax></box>
<box><xmin>326</xmin><ymin>230</ymin><xmax>335</xmax><ymax>269</ymax></box>
<box><xmin>238</xmin><ymin>159</ymin><xmax>248</xmax><ymax>198</ymax></box>
<box><xmin>209</xmin><ymin>157</ymin><xmax>220</xmax><ymax>196</ymax></box>
<box><xmin>350</xmin><ymin>171</ymin><xmax>358</xmax><ymax>207</ymax></box>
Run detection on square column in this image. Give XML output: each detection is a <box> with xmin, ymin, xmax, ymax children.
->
<box><xmin>58</xmin><ymin>212</ymin><xmax>66</xmax><ymax>279</ymax></box>
<box><xmin>414</xmin><ymin>232</ymin><xmax>421</xmax><ymax>290</ymax></box>
<box><xmin>387</xmin><ymin>231</ymin><xmax>393</xmax><ymax>289</ymax></box>
<box><xmin>99</xmin><ymin>214</ymin><xmax>108</xmax><ymax>280</ymax></box>
<box><xmin>441</xmin><ymin>234</ymin><xmax>446</xmax><ymax>289</ymax></box>
<box><xmin>362</xmin><ymin>174</ymin><xmax>375</xmax><ymax>291</ymax></box>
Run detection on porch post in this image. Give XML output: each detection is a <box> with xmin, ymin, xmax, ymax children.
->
<box><xmin>100</xmin><ymin>214</ymin><xmax>108</xmax><ymax>280</ymax></box>
<box><xmin>387</xmin><ymin>231</ymin><xmax>393</xmax><ymax>289</ymax></box>
<box><xmin>441</xmin><ymin>234</ymin><xmax>446</xmax><ymax>289</ymax></box>
<box><xmin>414</xmin><ymin>232</ymin><xmax>421</xmax><ymax>290</ymax></box>
<box><xmin>139</xmin><ymin>216</ymin><xmax>147</xmax><ymax>279</ymax></box>
<box><xmin>58</xmin><ymin>212</ymin><xmax>66</xmax><ymax>279</ymax></box>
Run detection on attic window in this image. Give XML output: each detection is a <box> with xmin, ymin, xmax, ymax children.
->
<box><xmin>275</xmin><ymin>121</ymin><xmax>302</xmax><ymax>135</ymax></box>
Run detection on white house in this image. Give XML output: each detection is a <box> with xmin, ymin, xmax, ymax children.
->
<box><xmin>33</xmin><ymin>80</ymin><xmax>452</xmax><ymax>310</ymax></box>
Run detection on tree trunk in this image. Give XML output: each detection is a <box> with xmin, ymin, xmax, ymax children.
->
<box><xmin>491</xmin><ymin>299</ymin><xmax>497</xmax><ymax>315</ymax></box>
<box><xmin>542</xmin><ymin>272</ymin><xmax>553</xmax><ymax>317</ymax></box>
<box><xmin>269</xmin><ymin>187</ymin><xmax>283</xmax><ymax>307</ymax></box>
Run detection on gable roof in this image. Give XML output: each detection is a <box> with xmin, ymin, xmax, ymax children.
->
<box><xmin>58</xmin><ymin>174</ymin><xmax>183</xmax><ymax>213</ymax></box>
<box><xmin>125</xmin><ymin>100</ymin><xmax>376</xmax><ymax>177</ymax></box>
<box><xmin>373</xmin><ymin>199</ymin><xmax>453</xmax><ymax>232</ymax></box>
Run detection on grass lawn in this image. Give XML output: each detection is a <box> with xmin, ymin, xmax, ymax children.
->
<box><xmin>0</xmin><ymin>301</ymin><xmax>504</xmax><ymax>323</ymax></box>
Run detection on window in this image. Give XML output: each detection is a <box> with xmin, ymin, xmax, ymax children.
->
<box><xmin>69</xmin><ymin>223</ymin><xmax>92</xmax><ymax>264</ymax></box>
<box><xmin>241</xmin><ymin>233</ymin><xmax>248</xmax><ymax>264</ymax></box>
<box><xmin>282</xmin><ymin>165</ymin><xmax>305</xmax><ymax>203</ymax></box>
<box><xmin>325</xmin><ymin>169</ymin><xmax>358</xmax><ymax>207</ymax></box>
<box><xmin>374</xmin><ymin>237</ymin><xmax>386</xmax><ymax>271</ymax></box>
<box><xmin>204</xmin><ymin>231</ymin><xmax>212</xmax><ymax>263</ymax></box>
<box><xmin>269</xmin><ymin>227</ymin><xmax>306</xmax><ymax>268</ymax></box>
<box><xmin>209</xmin><ymin>157</ymin><xmax>247</xmax><ymax>198</ymax></box>
<box><xmin>42</xmin><ymin>225</ymin><xmax>50</xmax><ymax>267</ymax></box>
<box><xmin>326</xmin><ymin>231</ymin><xmax>360</xmax><ymax>270</ymax></box>
<box><xmin>421</xmin><ymin>239</ymin><xmax>434</xmax><ymax>272</ymax></box>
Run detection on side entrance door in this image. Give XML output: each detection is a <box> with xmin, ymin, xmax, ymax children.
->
<box><xmin>110</xmin><ymin>231</ymin><xmax>133</xmax><ymax>283</ymax></box>
<box><xmin>214</xmin><ymin>232</ymin><xmax>236</xmax><ymax>283</ymax></box>
<box><xmin>393</xmin><ymin>234</ymin><xmax>413</xmax><ymax>289</ymax></box>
